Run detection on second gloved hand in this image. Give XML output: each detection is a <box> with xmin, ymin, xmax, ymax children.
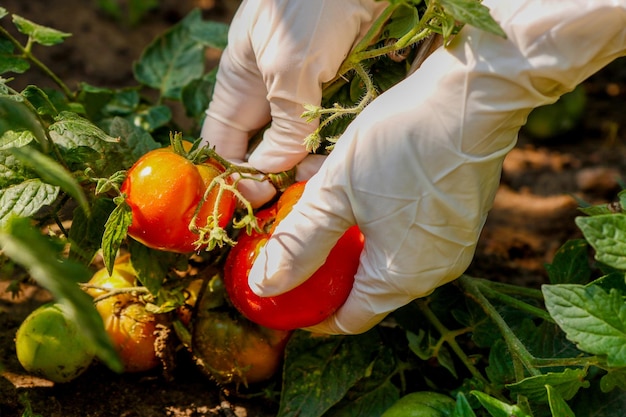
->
<box><xmin>247</xmin><ymin>0</ymin><xmax>626</xmax><ymax>334</ymax></box>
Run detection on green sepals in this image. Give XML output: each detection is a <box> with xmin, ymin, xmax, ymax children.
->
<box><xmin>439</xmin><ymin>0</ymin><xmax>506</xmax><ymax>38</ymax></box>
<box><xmin>11</xmin><ymin>14</ymin><xmax>71</xmax><ymax>46</ymax></box>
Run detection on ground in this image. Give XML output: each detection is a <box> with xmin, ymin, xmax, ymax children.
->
<box><xmin>2</xmin><ymin>1</ymin><xmax>626</xmax><ymax>416</ymax></box>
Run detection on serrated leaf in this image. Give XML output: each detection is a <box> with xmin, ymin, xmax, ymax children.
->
<box><xmin>10</xmin><ymin>146</ymin><xmax>90</xmax><ymax>216</ymax></box>
<box><xmin>11</xmin><ymin>14</ymin><xmax>71</xmax><ymax>46</ymax></box>
<box><xmin>133</xmin><ymin>9</ymin><xmax>206</xmax><ymax>99</ymax></box>
<box><xmin>506</xmin><ymin>368</ymin><xmax>589</xmax><ymax>403</ymax></box>
<box><xmin>470</xmin><ymin>391</ymin><xmax>530</xmax><ymax>417</ymax></box>
<box><xmin>0</xmin><ymin>216</ymin><xmax>123</xmax><ymax>373</ymax></box>
<box><xmin>543</xmin><ymin>284</ymin><xmax>626</xmax><ymax>367</ymax></box>
<box><xmin>278</xmin><ymin>331</ymin><xmax>382</xmax><ymax>417</ymax></box>
<box><xmin>49</xmin><ymin>111</ymin><xmax>119</xmax><ymax>152</ymax></box>
<box><xmin>0</xmin><ymin>96</ymin><xmax>48</xmax><ymax>149</ymax></box>
<box><xmin>103</xmin><ymin>116</ymin><xmax>160</xmax><ymax>161</ymax></box>
<box><xmin>575</xmin><ymin>214</ymin><xmax>626</xmax><ymax>270</ymax></box>
<box><xmin>0</xmin><ymin>179</ymin><xmax>59</xmax><ymax>226</ymax></box>
<box><xmin>439</xmin><ymin>0</ymin><xmax>506</xmax><ymax>38</ymax></box>
<box><xmin>101</xmin><ymin>201</ymin><xmax>132</xmax><ymax>275</ymax></box>
<box><xmin>0</xmin><ymin>149</ymin><xmax>33</xmax><ymax>187</ymax></box>
<box><xmin>545</xmin><ymin>239</ymin><xmax>591</xmax><ymax>284</ymax></box>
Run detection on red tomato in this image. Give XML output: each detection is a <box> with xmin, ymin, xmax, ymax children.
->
<box><xmin>121</xmin><ymin>148</ymin><xmax>236</xmax><ymax>253</ymax></box>
<box><xmin>224</xmin><ymin>181</ymin><xmax>364</xmax><ymax>330</ymax></box>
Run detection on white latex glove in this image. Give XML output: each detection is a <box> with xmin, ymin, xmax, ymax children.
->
<box><xmin>200</xmin><ymin>0</ymin><xmax>387</xmax><ymax>207</ymax></box>
<box><xmin>249</xmin><ymin>0</ymin><xmax>626</xmax><ymax>334</ymax></box>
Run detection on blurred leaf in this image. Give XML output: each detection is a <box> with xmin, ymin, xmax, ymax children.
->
<box><xmin>12</xmin><ymin>14</ymin><xmax>71</xmax><ymax>46</ymax></box>
<box><xmin>0</xmin><ymin>38</ymin><xmax>30</xmax><ymax>74</ymax></box>
<box><xmin>128</xmin><ymin>239</ymin><xmax>179</xmax><ymax>296</ymax></box>
<box><xmin>569</xmin><ymin>383</ymin><xmax>626</xmax><ymax>416</ymax></box>
<box><xmin>546</xmin><ymin>385</ymin><xmax>576</xmax><ymax>417</ymax></box>
<box><xmin>133</xmin><ymin>9</ymin><xmax>206</xmax><ymax>99</ymax></box>
<box><xmin>0</xmin><ymin>179</ymin><xmax>59</xmax><ymax>226</ymax></box>
<box><xmin>471</xmin><ymin>391</ymin><xmax>531</xmax><ymax>417</ymax></box>
<box><xmin>104</xmin><ymin>116</ymin><xmax>160</xmax><ymax>161</ymax></box>
<box><xmin>187</xmin><ymin>15</ymin><xmax>229</xmax><ymax>49</ymax></box>
<box><xmin>453</xmin><ymin>393</ymin><xmax>477</xmax><ymax>417</ymax></box>
<box><xmin>439</xmin><ymin>0</ymin><xmax>506</xmax><ymax>38</ymax></box>
<box><xmin>132</xmin><ymin>105</ymin><xmax>171</xmax><ymax>132</ymax></box>
<box><xmin>11</xmin><ymin>146</ymin><xmax>90</xmax><ymax>215</ymax></box>
<box><xmin>507</xmin><ymin>369</ymin><xmax>589</xmax><ymax>403</ymax></box>
<box><xmin>600</xmin><ymin>368</ymin><xmax>626</xmax><ymax>393</ymax></box>
<box><xmin>485</xmin><ymin>340</ymin><xmax>514</xmax><ymax>388</ymax></box>
<box><xmin>0</xmin><ymin>149</ymin><xmax>33</xmax><ymax>187</ymax></box>
<box><xmin>181</xmin><ymin>70</ymin><xmax>217</xmax><ymax>120</ymax></box>
<box><xmin>543</xmin><ymin>284</ymin><xmax>626</xmax><ymax>367</ymax></box>
<box><xmin>382</xmin><ymin>4</ymin><xmax>419</xmax><ymax>40</ymax></box>
<box><xmin>575</xmin><ymin>214</ymin><xmax>626</xmax><ymax>270</ymax></box>
<box><xmin>0</xmin><ymin>216</ymin><xmax>123</xmax><ymax>372</ymax></box>
<box><xmin>0</xmin><ymin>96</ymin><xmax>48</xmax><ymax>149</ymax></box>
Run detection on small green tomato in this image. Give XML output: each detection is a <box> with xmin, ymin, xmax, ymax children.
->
<box><xmin>15</xmin><ymin>302</ymin><xmax>96</xmax><ymax>383</ymax></box>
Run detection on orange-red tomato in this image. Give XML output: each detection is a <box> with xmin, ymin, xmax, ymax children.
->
<box><xmin>121</xmin><ymin>148</ymin><xmax>236</xmax><ymax>253</ymax></box>
<box><xmin>86</xmin><ymin>255</ymin><xmax>136</xmax><ymax>317</ymax></box>
<box><xmin>224</xmin><ymin>181</ymin><xmax>364</xmax><ymax>330</ymax></box>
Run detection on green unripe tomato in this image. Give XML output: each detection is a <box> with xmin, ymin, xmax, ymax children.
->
<box><xmin>382</xmin><ymin>391</ymin><xmax>456</xmax><ymax>417</ymax></box>
<box><xmin>15</xmin><ymin>302</ymin><xmax>96</xmax><ymax>383</ymax></box>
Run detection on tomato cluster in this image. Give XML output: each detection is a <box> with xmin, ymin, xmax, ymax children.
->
<box><xmin>224</xmin><ymin>181</ymin><xmax>365</xmax><ymax>330</ymax></box>
<box><xmin>121</xmin><ymin>148</ymin><xmax>236</xmax><ymax>253</ymax></box>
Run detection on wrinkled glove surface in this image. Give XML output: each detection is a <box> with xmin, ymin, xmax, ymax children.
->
<box><xmin>205</xmin><ymin>0</ymin><xmax>626</xmax><ymax>334</ymax></box>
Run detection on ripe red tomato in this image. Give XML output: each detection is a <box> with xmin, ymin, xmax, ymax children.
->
<box><xmin>121</xmin><ymin>148</ymin><xmax>236</xmax><ymax>253</ymax></box>
<box><xmin>224</xmin><ymin>181</ymin><xmax>364</xmax><ymax>330</ymax></box>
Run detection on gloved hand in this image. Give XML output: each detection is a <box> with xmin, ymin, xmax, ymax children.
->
<box><xmin>247</xmin><ymin>0</ymin><xmax>626</xmax><ymax>334</ymax></box>
<box><xmin>200</xmin><ymin>0</ymin><xmax>387</xmax><ymax>207</ymax></box>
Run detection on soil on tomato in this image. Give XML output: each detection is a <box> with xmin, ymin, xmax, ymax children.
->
<box><xmin>2</xmin><ymin>0</ymin><xmax>626</xmax><ymax>416</ymax></box>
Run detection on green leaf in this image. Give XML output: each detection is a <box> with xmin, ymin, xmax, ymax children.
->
<box><xmin>101</xmin><ymin>200</ymin><xmax>132</xmax><ymax>275</ymax></box>
<box><xmin>186</xmin><ymin>15</ymin><xmax>229</xmax><ymax>49</ymax></box>
<box><xmin>569</xmin><ymin>384</ymin><xmax>626</xmax><ymax>417</ymax></box>
<box><xmin>506</xmin><ymin>368</ymin><xmax>589</xmax><ymax>403</ymax></box>
<box><xmin>543</xmin><ymin>284</ymin><xmax>626</xmax><ymax>367</ymax></box>
<box><xmin>11</xmin><ymin>146</ymin><xmax>90</xmax><ymax>215</ymax></box>
<box><xmin>0</xmin><ymin>216</ymin><xmax>123</xmax><ymax>373</ymax></box>
<box><xmin>0</xmin><ymin>149</ymin><xmax>33</xmax><ymax>187</ymax></box>
<box><xmin>575</xmin><ymin>214</ymin><xmax>626</xmax><ymax>270</ymax></box>
<box><xmin>600</xmin><ymin>368</ymin><xmax>626</xmax><ymax>393</ymax></box>
<box><xmin>103</xmin><ymin>116</ymin><xmax>160</xmax><ymax>161</ymax></box>
<box><xmin>49</xmin><ymin>111</ymin><xmax>119</xmax><ymax>152</ymax></box>
<box><xmin>127</xmin><ymin>239</ymin><xmax>178</xmax><ymax>296</ymax></box>
<box><xmin>69</xmin><ymin>197</ymin><xmax>116</xmax><ymax>265</ymax></box>
<box><xmin>470</xmin><ymin>391</ymin><xmax>531</xmax><ymax>417</ymax></box>
<box><xmin>11</xmin><ymin>14</ymin><xmax>72</xmax><ymax>46</ymax></box>
<box><xmin>546</xmin><ymin>385</ymin><xmax>576</xmax><ymax>417</ymax></box>
<box><xmin>545</xmin><ymin>239</ymin><xmax>591</xmax><ymax>284</ymax></box>
<box><xmin>133</xmin><ymin>9</ymin><xmax>206</xmax><ymax>99</ymax></box>
<box><xmin>453</xmin><ymin>393</ymin><xmax>477</xmax><ymax>417</ymax></box>
<box><xmin>278</xmin><ymin>330</ymin><xmax>383</xmax><ymax>417</ymax></box>
<box><xmin>485</xmin><ymin>340</ymin><xmax>514</xmax><ymax>387</ymax></box>
<box><xmin>382</xmin><ymin>4</ymin><xmax>419</xmax><ymax>40</ymax></box>
<box><xmin>132</xmin><ymin>105</ymin><xmax>172</xmax><ymax>132</ymax></box>
<box><xmin>439</xmin><ymin>0</ymin><xmax>506</xmax><ymax>38</ymax></box>
<box><xmin>0</xmin><ymin>129</ymin><xmax>35</xmax><ymax>150</ymax></box>
<box><xmin>181</xmin><ymin>70</ymin><xmax>217</xmax><ymax>120</ymax></box>
<box><xmin>0</xmin><ymin>96</ymin><xmax>48</xmax><ymax>149</ymax></box>
<box><xmin>0</xmin><ymin>179</ymin><xmax>59</xmax><ymax>226</ymax></box>
<box><xmin>0</xmin><ymin>38</ymin><xmax>30</xmax><ymax>74</ymax></box>
<box><xmin>21</xmin><ymin>85</ymin><xmax>62</xmax><ymax>119</ymax></box>
<box><xmin>0</xmin><ymin>7</ymin><xmax>8</xmax><ymax>19</ymax></box>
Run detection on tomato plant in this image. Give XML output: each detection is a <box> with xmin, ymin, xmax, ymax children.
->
<box><xmin>224</xmin><ymin>181</ymin><xmax>365</xmax><ymax>330</ymax></box>
<box><xmin>121</xmin><ymin>147</ymin><xmax>236</xmax><ymax>253</ymax></box>
<box><xmin>15</xmin><ymin>303</ymin><xmax>96</xmax><ymax>383</ymax></box>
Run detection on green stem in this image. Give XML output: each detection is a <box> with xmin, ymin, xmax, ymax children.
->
<box><xmin>475</xmin><ymin>280</ymin><xmax>555</xmax><ymax>324</ymax></box>
<box><xmin>476</xmin><ymin>278</ymin><xmax>545</xmax><ymax>301</ymax></box>
<box><xmin>458</xmin><ymin>275</ymin><xmax>541</xmax><ymax>377</ymax></box>
<box><xmin>415</xmin><ymin>299</ymin><xmax>492</xmax><ymax>388</ymax></box>
<box><xmin>0</xmin><ymin>25</ymin><xmax>74</xmax><ymax>99</ymax></box>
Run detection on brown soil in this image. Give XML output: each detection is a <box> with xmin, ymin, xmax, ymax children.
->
<box><xmin>2</xmin><ymin>1</ymin><xmax>626</xmax><ymax>416</ymax></box>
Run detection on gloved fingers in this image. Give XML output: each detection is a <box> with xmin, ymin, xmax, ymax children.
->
<box><xmin>247</xmin><ymin>174</ymin><xmax>356</xmax><ymax>295</ymax></box>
